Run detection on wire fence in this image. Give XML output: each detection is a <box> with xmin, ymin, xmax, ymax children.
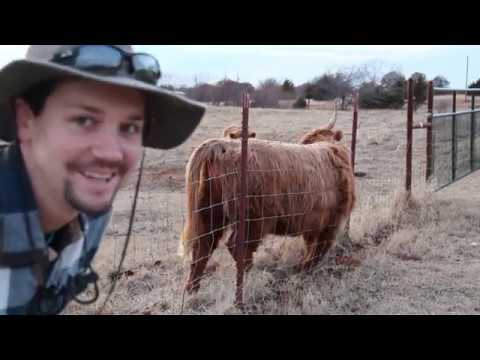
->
<box><xmin>429</xmin><ymin>85</ymin><xmax>480</xmax><ymax>191</ymax></box>
<box><xmin>89</xmin><ymin>87</ymin><xmax>435</xmax><ymax>313</ymax></box>
<box><xmin>183</xmin><ymin>160</ymin><xmax>355</xmax><ymax>300</ymax></box>
<box><xmin>431</xmin><ymin>110</ymin><xmax>480</xmax><ymax>189</ymax></box>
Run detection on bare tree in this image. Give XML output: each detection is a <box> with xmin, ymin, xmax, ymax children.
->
<box><xmin>252</xmin><ymin>78</ymin><xmax>283</xmax><ymax>108</ymax></box>
<box><xmin>411</xmin><ymin>72</ymin><xmax>428</xmax><ymax>111</ymax></box>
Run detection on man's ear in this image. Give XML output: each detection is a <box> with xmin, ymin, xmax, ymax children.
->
<box><xmin>14</xmin><ymin>98</ymin><xmax>35</xmax><ymax>143</ymax></box>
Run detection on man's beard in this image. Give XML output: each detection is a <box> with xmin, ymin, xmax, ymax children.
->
<box><xmin>64</xmin><ymin>179</ymin><xmax>120</xmax><ymax>217</ymax></box>
<box><xmin>64</xmin><ymin>158</ymin><xmax>129</xmax><ymax>217</ymax></box>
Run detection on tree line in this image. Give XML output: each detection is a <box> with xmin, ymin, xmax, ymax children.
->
<box><xmin>163</xmin><ymin>68</ymin><xmax>480</xmax><ymax>110</ymax></box>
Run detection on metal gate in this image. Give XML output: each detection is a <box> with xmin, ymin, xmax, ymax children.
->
<box><xmin>427</xmin><ymin>86</ymin><xmax>480</xmax><ymax>190</ymax></box>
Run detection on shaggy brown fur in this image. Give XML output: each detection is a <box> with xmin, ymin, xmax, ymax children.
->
<box><xmin>300</xmin><ymin>128</ymin><xmax>343</xmax><ymax>144</ymax></box>
<box><xmin>223</xmin><ymin>125</ymin><xmax>256</xmax><ymax>139</ymax></box>
<box><xmin>181</xmin><ymin>105</ymin><xmax>354</xmax><ymax>293</ymax></box>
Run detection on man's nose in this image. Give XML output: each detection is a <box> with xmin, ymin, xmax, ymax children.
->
<box><xmin>91</xmin><ymin>133</ymin><xmax>124</xmax><ymax>163</ymax></box>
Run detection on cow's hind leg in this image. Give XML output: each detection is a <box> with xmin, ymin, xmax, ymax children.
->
<box><xmin>300</xmin><ymin>226</ymin><xmax>338</xmax><ymax>273</ymax></box>
<box><xmin>227</xmin><ymin>223</ymin><xmax>262</xmax><ymax>273</ymax></box>
<box><xmin>186</xmin><ymin>232</ymin><xmax>222</xmax><ymax>293</ymax></box>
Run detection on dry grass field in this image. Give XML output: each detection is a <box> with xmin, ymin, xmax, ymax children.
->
<box><xmin>53</xmin><ymin>100</ymin><xmax>480</xmax><ymax>315</ymax></box>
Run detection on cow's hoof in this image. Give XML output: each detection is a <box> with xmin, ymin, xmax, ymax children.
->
<box><xmin>293</xmin><ymin>263</ymin><xmax>315</xmax><ymax>274</ymax></box>
<box><xmin>292</xmin><ymin>264</ymin><xmax>305</xmax><ymax>274</ymax></box>
<box><xmin>185</xmin><ymin>281</ymin><xmax>200</xmax><ymax>294</ymax></box>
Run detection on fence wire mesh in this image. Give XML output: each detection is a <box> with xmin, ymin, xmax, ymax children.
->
<box><xmin>432</xmin><ymin>110</ymin><xmax>480</xmax><ymax>190</ymax></box>
<box><xmin>65</xmin><ymin>102</ymin><xmax>433</xmax><ymax>314</ymax></box>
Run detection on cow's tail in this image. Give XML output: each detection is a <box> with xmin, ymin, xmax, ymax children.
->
<box><xmin>180</xmin><ymin>140</ymin><xmax>225</xmax><ymax>260</ymax></box>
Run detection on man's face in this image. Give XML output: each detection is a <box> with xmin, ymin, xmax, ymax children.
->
<box><xmin>17</xmin><ymin>79</ymin><xmax>145</xmax><ymax>216</ymax></box>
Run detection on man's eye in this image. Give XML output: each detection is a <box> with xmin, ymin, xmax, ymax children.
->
<box><xmin>121</xmin><ymin>123</ymin><xmax>142</xmax><ymax>135</ymax></box>
<box><xmin>75</xmin><ymin>116</ymin><xmax>96</xmax><ymax>128</ymax></box>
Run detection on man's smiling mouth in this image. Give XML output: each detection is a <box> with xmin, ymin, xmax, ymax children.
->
<box><xmin>79</xmin><ymin>170</ymin><xmax>117</xmax><ymax>183</ymax></box>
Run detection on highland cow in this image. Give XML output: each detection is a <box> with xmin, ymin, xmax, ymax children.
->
<box><xmin>181</xmin><ymin>105</ymin><xmax>355</xmax><ymax>293</ymax></box>
<box><xmin>223</xmin><ymin>124</ymin><xmax>256</xmax><ymax>139</ymax></box>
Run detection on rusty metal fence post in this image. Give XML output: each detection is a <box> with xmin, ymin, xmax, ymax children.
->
<box><xmin>406</xmin><ymin>79</ymin><xmax>414</xmax><ymax>194</ymax></box>
<box><xmin>345</xmin><ymin>93</ymin><xmax>359</xmax><ymax>234</ymax></box>
<box><xmin>471</xmin><ymin>94</ymin><xmax>476</xmax><ymax>171</ymax></box>
<box><xmin>235</xmin><ymin>92</ymin><xmax>250</xmax><ymax>307</ymax></box>
<box><xmin>426</xmin><ymin>81</ymin><xmax>434</xmax><ymax>181</ymax></box>
<box><xmin>351</xmin><ymin>93</ymin><xmax>359</xmax><ymax>172</ymax></box>
<box><xmin>452</xmin><ymin>91</ymin><xmax>457</xmax><ymax>181</ymax></box>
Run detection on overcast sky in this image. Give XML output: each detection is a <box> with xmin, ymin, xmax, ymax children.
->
<box><xmin>1</xmin><ymin>45</ymin><xmax>479</xmax><ymax>88</ymax></box>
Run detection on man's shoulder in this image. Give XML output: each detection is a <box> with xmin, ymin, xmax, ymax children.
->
<box><xmin>0</xmin><ymin>143</ymin><xmax>15</xmax><ymax>171</ymax></box>
<box><xmin>0</xmin><ymin>143</ymin><xmax>15</xmax><ymax>200</ymax></box>
<box><xmin>0</xmin><ymin>142</ymin><xmax>11</xmax><ymax>157</ymax></box>
<box><xmin>0</xmin><ymin>143</ymin><xmax>33</xmax><ymax>214</ymax></box>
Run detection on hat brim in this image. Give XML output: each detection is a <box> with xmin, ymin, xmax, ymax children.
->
<box><xmin>0</xmin><ymin>59</ymin><xmax>206</xmax><ymax>150</ymax></box>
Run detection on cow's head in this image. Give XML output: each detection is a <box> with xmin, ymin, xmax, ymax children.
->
<box><xmin>300</xmin><ymin>103</ymin><xmax>342</xmax><ymax>144</ymax></box>
<box><xmin>223</xmin><ymin>125</ymin><xmax>256</xmax><ymax>139</ymax></box>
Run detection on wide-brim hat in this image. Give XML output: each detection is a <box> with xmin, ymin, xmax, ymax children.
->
<box><xmin>0</xmin><ymin>45</ymin><xmax>206</xmax><ymax>150</ymax></box>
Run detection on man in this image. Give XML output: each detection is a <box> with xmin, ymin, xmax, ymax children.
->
<box><xmin>0</xmin><ymin>45</ymin><xmax>206</xmax><ymax>314</ymax></box>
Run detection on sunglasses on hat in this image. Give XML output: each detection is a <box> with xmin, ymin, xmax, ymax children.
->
<box><xmin>51</xmin><ymin>45</ymin><xmax>162</xmax><ymax>85</ymax></box>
